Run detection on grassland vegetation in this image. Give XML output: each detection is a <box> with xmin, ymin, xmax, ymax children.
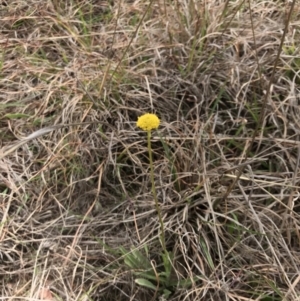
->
<box><xmin>1</xmin><ymin>0</ymin><xmax>300</xmax><ymax>300</ymax></box>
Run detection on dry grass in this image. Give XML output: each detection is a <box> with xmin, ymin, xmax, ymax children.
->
<box><xmin>1</xmin><ymin>0</ymin><xmax>300</xmax><ymax>300</ymax></box>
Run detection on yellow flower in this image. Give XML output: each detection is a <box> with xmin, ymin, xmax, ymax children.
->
<box><xmin>136</xmin><ymin>113</ymin><xmax>160</xmax><ymax>131</ymax></box>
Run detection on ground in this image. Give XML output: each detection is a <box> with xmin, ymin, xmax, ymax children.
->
<box><xmin>1</xmin><ymin>0</ymin><xmax>300</xmax><ymax>300</ymax></box>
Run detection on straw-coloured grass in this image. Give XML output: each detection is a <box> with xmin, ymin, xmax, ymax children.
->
<box><xmin>1</xmin><ymin>0</ymin><xmax>300</xmax><ymax>300</ymax></box>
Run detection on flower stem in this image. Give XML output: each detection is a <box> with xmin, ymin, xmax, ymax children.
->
<box><xmin>147</xmin><ymin>130</ymin><xmax>167</xmax><ymax>254</ymax></box>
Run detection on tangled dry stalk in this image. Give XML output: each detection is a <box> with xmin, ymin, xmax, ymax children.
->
<box><xmin>1</xmin><ymin>0</ymin><xmax>300</xmax><ymax>300</ymax></box>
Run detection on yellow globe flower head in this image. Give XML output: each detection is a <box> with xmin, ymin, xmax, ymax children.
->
<box><xmin>136</xmin><ymin>113</ymin><xmax>160</xmax><ymax>131</ymax></box>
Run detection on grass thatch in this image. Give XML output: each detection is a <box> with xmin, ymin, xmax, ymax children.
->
<box><xmin>1</xmin><ymin>0</ymin><xmax>300</xmax><ymax>300</ymax></box>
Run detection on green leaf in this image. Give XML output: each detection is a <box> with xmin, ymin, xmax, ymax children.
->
<box><xmin>124</xmin><ymin>255</ymin><xmax>137</xmax><ymax>269</ymax></box>
<box><xmin>162</xmin><ymin>251</ymin><xmax>172</xmax><ymax>279</ymax></box>
<box><xmin>125</xmin><ymin>252</ymin><xmax>142</xmax><ymax>269</ymax></box>
<box><xmin>4</xmin><ymin>113</ymin><xmax>30</xmax><ymax>119</ymax></box>
<box><xmin>135</xmin><ymin>270</ymin><xmax>157</xmax><ymax>281</ymax></box>
<box><xmin>135</xmin><ymin>278</ymin><xmax>157</xmax><ymax>290</ymax></box>
<box><xmin>163</xmin><ymin>289</ymin><xmax>172</xmax><ymax>298</ymax></box>
<box><xmin>200</xmin><ymin>239</ymin><xmax>214</xmax><ymax>269</ymax></box>
<box><xmin>122</xmin><ymin>247</ymin><xmax>152</xmax><ymax>270</ymax></box>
